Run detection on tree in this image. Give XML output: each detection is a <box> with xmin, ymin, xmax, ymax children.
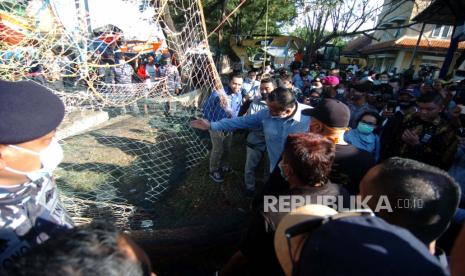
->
<box><xmin>202</xmin><ymin>0</ymin><xmax>297</xmax><ymax>62</ymax></box>
<box><xmin>294</xmin><ymin>0</ymin><xmax>425</xmax><ymax>65</ymax></box>
<box><xmin>291</xmin><ymin>27</ymin><xmax>348</xmax><ymax>48</ymax></box>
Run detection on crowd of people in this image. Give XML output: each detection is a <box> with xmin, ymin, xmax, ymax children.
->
<box><xmin>1</xmin><ymin>58</ymin><xmax>465</xmax><ymax>275</ymax></box>
<box><xmin>191</xmin><ymin>63</ymin><xmax>465</xmax><ymax>275</ymax></box>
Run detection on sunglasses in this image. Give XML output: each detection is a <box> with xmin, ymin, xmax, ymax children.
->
<box><xmin>285</xmin><ymin>210</ymin><xmax>374</xmax><ymax>275</ymax></box>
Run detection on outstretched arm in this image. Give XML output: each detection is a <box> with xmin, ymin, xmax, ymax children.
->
<box><xmin>190</xmin><ymin>111</ymin><xmax>264</xmax><ymax>132</ymax></box>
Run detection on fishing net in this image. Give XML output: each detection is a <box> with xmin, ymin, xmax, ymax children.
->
<box><xmin>0</xmin><ymin>0</ymin><xmax>248</xmax><ymax>232</ymax></box>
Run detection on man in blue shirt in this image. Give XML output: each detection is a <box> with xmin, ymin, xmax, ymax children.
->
<box><xmin>192</xmin><ymin>87</ymin><xmax>311</xmax><ymax>180</ymax></box>
<box><xmin>241</xmin><ymin>70</ymin><xmax>260</xmax><ymax>101</ymax></box>
<box><xmin>202</xmin><ymin>73</ymin><xmax>243</xmax><ymax>182</ymax></box>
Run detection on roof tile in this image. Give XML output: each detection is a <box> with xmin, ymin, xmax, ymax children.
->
<box><xmin>361</xmin><ymin>36</ymin><xmax>465</xmax><ymax>53</ymax></box>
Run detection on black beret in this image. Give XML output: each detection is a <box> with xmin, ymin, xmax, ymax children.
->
<box><xmin>0</xmin><ymin>80</ymin><xmax>65</xmax><ymax>144</ymax></box>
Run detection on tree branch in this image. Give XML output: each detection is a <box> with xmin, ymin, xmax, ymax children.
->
<box><xmin>246</xmin><ymin>3</ymin><xmax>268</xmax><ymax>37</ymax></box>
<box><xmin>204</xmin><ymin>0</ymin><xmax>230</xmax><ymax>17</ymax></box>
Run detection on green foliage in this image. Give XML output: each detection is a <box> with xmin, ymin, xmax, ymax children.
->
<box><xmin>289</xmin><ymin>26</ymin><xmax>310</xmax><ymax>42</ymax></box>
<box><xmin>201</xmin><ymin>0</ymin><xmax>297</xmax><ymax>58</ymax></box>
<box><xmin>245</xmin><ymin>46</ymin><xmax>261</xmax><ymax>58</ymax></box>
<box><xmin>236</xmin><ymin>0</ymin><xmax>296</xmax><ymax>35</ymax></box>
<box><xmin>290</xmin><ymin>27</ymin><xmax>347</xmax><ymax>49</ymax></box>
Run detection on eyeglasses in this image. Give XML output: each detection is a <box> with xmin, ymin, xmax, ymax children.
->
<box><xmin>285</xmin><ymin>210</ymin><xmax>374</xmax><ymax>275</ymax></box>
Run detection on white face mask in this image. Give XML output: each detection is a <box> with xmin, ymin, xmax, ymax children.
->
<box><xmin>4</xmin><ymin>138</ymin><xmax>64</xmax><ymax>182</ymax></box>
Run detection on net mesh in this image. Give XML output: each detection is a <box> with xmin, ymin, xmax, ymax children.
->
<box><xmin>0</xmin><ymin>0</ymin><xmax>231</xmax><ymax>231</ymax></box>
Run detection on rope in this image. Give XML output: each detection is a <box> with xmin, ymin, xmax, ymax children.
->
<box><xmin>206</xmin><ymin>0</ymin><xmax>248</xmax><ymax>40</ymax></box>
<box><xmin>263</xmin><ymin>0</ymin><xmax>269</xmax><ymax>71</ymax></box>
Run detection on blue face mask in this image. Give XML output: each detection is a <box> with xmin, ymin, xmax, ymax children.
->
<box><xmin>357</xmin><ymin>122</ymin><xmax>375</xmax><ymax>134</ymax></box>
<box><xmin>278</xmin><ymin>162</ymin><xmax>289</xmax><ymax>182</ymax></box>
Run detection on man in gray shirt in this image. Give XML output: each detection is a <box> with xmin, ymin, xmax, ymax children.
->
<box><xmin>244</xmin><ymin>78</ymin><xmax>276</xmax><ymax>196</ymax></box>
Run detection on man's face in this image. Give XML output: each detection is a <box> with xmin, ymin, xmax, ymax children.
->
<box><xmin>147</xmin><ymin>56</ymin><xmax>154</xmax><ymax>63</ymax></box>
<box><xmin>420</xmin><ymin>84</ymin><xmax>434</xmax><ymax>95</ymax></box>
<box><xmin>229</xmin><ymin>77</ymin><xmax>243</xmax><ymax>94</ymax></box>
<box><xmin>0</xmin><ymin>131</ymin><xmax>56</xmax><ymax>183</ymax></box>
<box><xmin>417</xmin><ymin>101</ymin><xmax>443</xmax><ymax>122</ymax></box>
<box><xmin>282</xmin><ymin>79</ymin><xmax>293</xmax><ymax>89</ymax></box>
<box><xmin>248</xmin><ymin>72</ymin><xmax>257</xmax><ymax>80</ymax></box>
<box><xmin>267</xmin><ymin>100</ymin><xmax>294</xmax><ymax>118</ymax></box>
<box><xmin>380</xmin><ymin>74</ymin><xmax>389</xmax><ymax>83</ymax></box>
<box><xmin>398</xmin><ymin>94</ymin><xmax>413</xmax><ymax>102</ymax></box>
<box><xmin>260</xmin><ymin>82</ymin><xmax>274</xmax><ymax>95</ymax></box>
<box><xmin>351</xmin><ymin>90</ymin><xmax>365</xmax><ymax>102</ymax></box>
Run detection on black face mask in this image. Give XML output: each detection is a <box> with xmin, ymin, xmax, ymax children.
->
<box><xmin>261</xmin><ymin>92</ymin><xmax>268</xmax><ymax>101</ymax></box>
<box><xmin>310</xmin><ymin>97</ymin><xmax>322</xmax><ymax>107</ymax></box>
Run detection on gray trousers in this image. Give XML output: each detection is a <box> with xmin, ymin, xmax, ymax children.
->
<box><xmin>244</xmin><ymin>146</ymin><xmax>269</xmax><ymax>191</ymax></box>
<box><xmin>209</xmin><ymin>130</ymin><xmax>233</xmax><ymax>172</ymax></box>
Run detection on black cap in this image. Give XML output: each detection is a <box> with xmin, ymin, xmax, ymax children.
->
<box><xmin>0</xmin><ymin>80</ymin><xmax>65</xmax><ymax>144</ymax></box>
<box><xmin>302</xmin><ymin>99</ymin><xmax>350</xmax><ymax>128</ymax></box>
<box><xmin>351</xmin><ymin>82</ymin><xmax>373</xmax><ymax>93</ymax></box>
<box><xmin>296</xmin><ymin>216</ymin><xmax>448</xmax><ymax>276</ymax></box>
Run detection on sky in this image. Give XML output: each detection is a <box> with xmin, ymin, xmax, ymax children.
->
<box><xmin>51</xmin><ymin>0</ymin><xmax>163</xmax><ymax>40</ymax></box>
<box><xmin>284</xmin><ymin>0</ymin><xmax>378</xmax><ymax>34</ymax></box>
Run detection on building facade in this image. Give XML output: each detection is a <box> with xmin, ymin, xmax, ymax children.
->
<box><xmin>359</xmin><ymin>0</ymin><xmax>465</xmax><ymax>74</ymax></box>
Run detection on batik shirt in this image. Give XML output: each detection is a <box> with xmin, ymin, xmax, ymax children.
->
<box><xmin>385</xmin><ymin>113</ymin><xmax>458</xmax><ymax>170</ymax></box>
<box><xmin>0</xmin><ymin>175</ymin><xmax>74</xmax><ymax>271</ymax></box>
<box><xmin>156</xmin><ymin>64</ymin><xmax>181</xmax><ymax>94</ymax></box>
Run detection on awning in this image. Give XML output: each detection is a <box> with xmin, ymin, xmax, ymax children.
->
<box><xmin>0</xmin><ymin>10</ymin><xmax>31</xmax><ymax>46</ymax></box>
<box><xmin>263</xmin><ymin>46</ymin><xmax>295</xmax><ymax>57</ymax></box>
<box><xmin>120</xmin><ymin>40</ymin><xmax>163</xmax><ymax>54</ymax></box>
<box><xmin>361</xmin><ymin>36</ymin><xmax>465</xmax><ymax>54</ymax></box>
<box><xmin>413</xmin><ymin>0</ymin><xmax>465</xmax><ymax>25</ymax></box>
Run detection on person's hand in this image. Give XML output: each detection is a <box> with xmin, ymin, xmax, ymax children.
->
<box><xmin>402</xmin><ymin>129</ymin><xmax>420</xmax><ymax>146</ymax></box>
<box><xmin>219</xmin><ymin>95</ymin><xmax>228</xmax><ymax>108</ymax></box>
<box><xmin>190</xmin><ymin>119</ymin><xmax>211</xmax><ymax>130</ymax></box>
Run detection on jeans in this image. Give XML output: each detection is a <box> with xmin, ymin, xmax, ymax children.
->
<box><xmin>244</xmin><ymin>146</ymin><xmax>269</xmax><ymax>191</ymax></box>
<box><xmin>209</xmin><ymin>130</ymin><xmax>233</xmax><ymax>173</ymax></box>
